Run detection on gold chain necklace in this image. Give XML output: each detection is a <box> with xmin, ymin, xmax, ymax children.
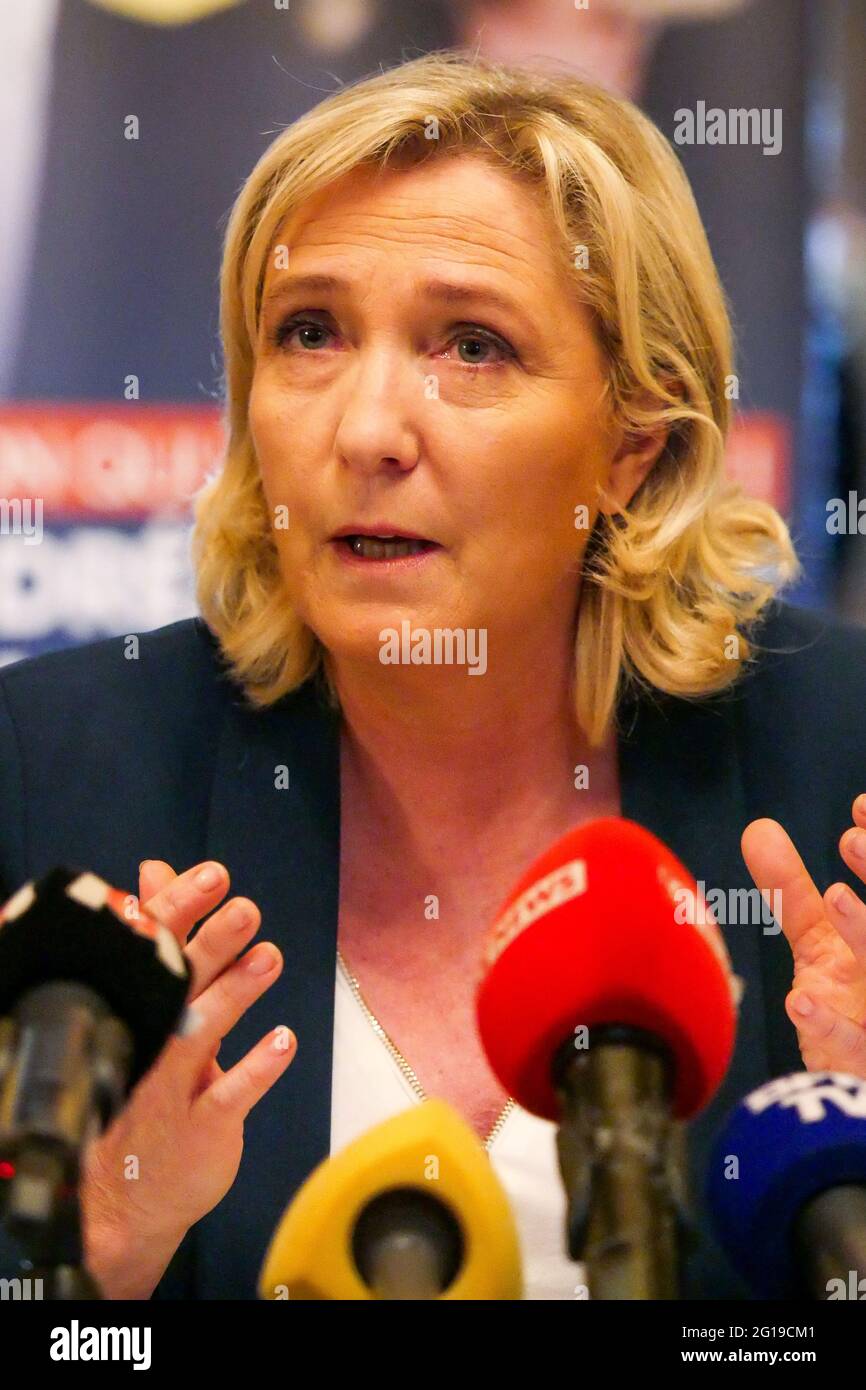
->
<box><xmin>336</xmin><ymin>947</ymin><xmax>516</xmax><ymax>1151</ymax></box>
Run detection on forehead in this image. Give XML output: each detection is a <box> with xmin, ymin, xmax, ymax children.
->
<box><xmin>265</xmin><ymin>154</ymin><xmax>571</xmax><ymax>291</ymax></box>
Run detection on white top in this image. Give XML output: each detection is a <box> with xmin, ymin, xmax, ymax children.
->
<box><xmin>330</xmin><ymin>956</ymin><xmax>587</xmax><ymax>1300</ymax></box>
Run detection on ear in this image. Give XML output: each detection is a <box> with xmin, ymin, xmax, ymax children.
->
<box><xmin>597</xmin><ymin>386</ymin><xmax>678</xmax><ymax>516</ymax></box>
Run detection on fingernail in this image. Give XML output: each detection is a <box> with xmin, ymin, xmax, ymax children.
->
<box><xmin>228</xmin><ymin>901</ymin><xmax>255</xmax><ymax>930</ymax></box>
<box><xmin>832</xmin><ymin>886</ymin><xmax>855</xmax><ymax>915</ymax></box>
<box><xmin>196</xmin><ymin>863</ymin><xmax>223</xmax><ymax>890</ymax></box>
<box><xmin>848</xmin><ymin>831</ymin><xmax>866</xmax><ymax>861</ymax></box>
<box><xmin>791</xmin><ymin>991</ymin><xmax>813</xmax><ymax>1016</ymax></box>
<box><xmin>139</xmin><ymin>859</ymin><xmax>152</xmax><ymax>874</ymax></box>
<box><xmin>178</xmin><ymin>1005</ymin><xmax>204</xmax><ymax>1037</ymax></box>
<box><xmin>247</xmin><ymin>948</ymin><xmax>277</xmax><ymax>975</ymax></box>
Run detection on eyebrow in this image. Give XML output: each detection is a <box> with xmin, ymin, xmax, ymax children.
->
<box><xmin>262</xmin><ymin>273</ymin><xmax>353</xmax><ymax>309</ymax></box>
<box><xmin>261</xmin><ymin>272</ymin><xmax>537</xmax><ymax>329</ymax></box>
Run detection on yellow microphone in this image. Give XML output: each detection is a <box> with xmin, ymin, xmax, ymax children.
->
<box><xmin>259</xmin><ymin>1099</ymin><xmax>523</xmax><ymax>1300</ymax></box>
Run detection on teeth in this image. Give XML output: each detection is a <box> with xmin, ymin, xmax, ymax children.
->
<box><xmin>347</xmin><ymin>536</ymin><xmax>429</xmax><ymax>559</ymax></box>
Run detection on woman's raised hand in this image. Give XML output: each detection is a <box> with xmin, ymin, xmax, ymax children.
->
<box><xmin>741</xmin><ymin>796</ymin><xmax>866</xmax><ymax>1078</ymax></box>
<box><xmin>81</xmin><ymin>858</ymin><xmax>296</xmax><ymax>1298</ymax></box>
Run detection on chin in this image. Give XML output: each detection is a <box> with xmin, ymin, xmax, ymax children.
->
<box><xmin>314</xmin><ymin>608</ymin><xmax>458</xmax><ymax>669</ymax></box>
<box><xmin>309</xmin><ymin>612</ymin><xmax>401</xmax><ymax>666</ymax></box>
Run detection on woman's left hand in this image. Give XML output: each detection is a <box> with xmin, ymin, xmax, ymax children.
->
<box><xmin>742</xmin><ymin>795</ymin><xmax>866</xmax><ymax>1078</ymax></box>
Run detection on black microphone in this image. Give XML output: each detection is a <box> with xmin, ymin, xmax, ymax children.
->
<box><xmin>0</xmin><ymin>865</ymin><xmax>191</xmax><ymax>1288</ymax></box>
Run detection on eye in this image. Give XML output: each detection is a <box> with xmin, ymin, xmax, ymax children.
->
<box><xmin>272</xmin><ymin>313</ymin><xmax>334</xmax><ymax>351</ymax></box>
<box><xmin>441</xmin><ymin>324</ymin><xmax>516</xmax><ymax>368</ymax></box>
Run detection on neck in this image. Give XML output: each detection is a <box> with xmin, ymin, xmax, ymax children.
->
<box><xmin>329</xmin><ymin>619</ymin><xmax>617</xmax><ymax>866</ymax></box>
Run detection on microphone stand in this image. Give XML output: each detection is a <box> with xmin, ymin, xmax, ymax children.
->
<box><xmin>352</xmin><ymin>1188</ymin><xmax>464</xmax><ymax>1299</ymax></box>
<box><xmin>0</xmin><ymin>982</ymin><xmax>133</xmax><ymax>1299</ymax></box>
<box><xmin>795</xmin><ymin>1186</ymin><xmax>866</xmax><ymax>1298</ymax></box>
<box><xmin>553</xmin><ymin>1023</ymin><xmax>691</xmax><ymax>1299</ymax></box>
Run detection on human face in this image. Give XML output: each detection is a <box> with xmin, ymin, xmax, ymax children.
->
<box><xmin>250</xmin><ymin>154</ymin><xmax>627</xmax><ymax>671</ymax></box>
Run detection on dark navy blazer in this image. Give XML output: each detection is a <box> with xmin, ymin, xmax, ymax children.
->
<box><xmin>1</xmin><ymin>599</ymin><xmax>865</xmax><ymax>1300</ymax></box>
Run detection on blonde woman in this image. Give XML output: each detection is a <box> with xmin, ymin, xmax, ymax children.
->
<box><xmin>2</xmin><ymin>51</ymin><xmax>866</xmax><ymax>1301</ymax></box>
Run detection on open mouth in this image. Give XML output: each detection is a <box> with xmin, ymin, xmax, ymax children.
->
<box><xmin>334</xmin><ymin>535</ymin><xmax>440</xmax><ymax>560</ymax></box>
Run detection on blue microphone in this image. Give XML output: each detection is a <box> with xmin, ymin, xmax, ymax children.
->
<box><xmin>706</xmin><ymin>1071</ymin><xmax>866</xmax><ymax>1299</ymax></box>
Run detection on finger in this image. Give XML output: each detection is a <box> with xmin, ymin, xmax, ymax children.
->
<box><xmin>741</xmin><ymin>818</ymin><xmax>826</xmax><ymax>951</ymax></box>
<box><xmin>139</xmin><ymin>859</ymin><xmax>176</xmax><ymax>906</ymax></box>
<box><xmin>147</xmin><ymin>1020</ymin><xmax>222</xmax><ymax>1100</ymax></box>
<box><xmin>786</xmin><ymin>988</ymin><xmax>866</xmax><ymax>1074</ymax></box>
<box><xmin>823</xmin><ymin>881</ymin><xmax>866</xmax><ymax>972</ymax></box>
<box><xmin>184</xmin><ymin>896</ymin><xmax>262</xmax><ymax>997</ymax></box>
<box><xmin>839</xmin><ymin>826</ymin><xmax>866</xmax><ymax>888</ymax></box>
<box><xmin>141</xmin><ymin>860</ymin><xmax>231</xmax><ymax>945</ymax></box>
<box><xmin>191</xmin><ymin>1056</ymin><xmax>224</xmax><ymax>1102</ymax></box>
<box><xmin>170</xmin><ymin>944</ymin><xmax>284</xmax><ymax>1085</ymax></box>
<box><xmin>194</xmin><ymin>1026</ymin><xmax>297</xmax><ymax>1124</ymax></box>
<box><xmin>852</xmin><ymin>794</ymin><xmax>866</xmax><ymax>826</ymax></box>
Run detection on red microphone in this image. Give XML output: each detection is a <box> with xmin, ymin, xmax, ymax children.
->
<box><xmin>476</xmin><ymin>816</ymin><xmax>739</xmax><ymax>1299</ymax></box>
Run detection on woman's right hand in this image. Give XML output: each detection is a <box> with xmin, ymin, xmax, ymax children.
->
<box><xmin>80</xmin><ymin>858</ymin><xmax>297</xmax><ymax>1299</ymax></box>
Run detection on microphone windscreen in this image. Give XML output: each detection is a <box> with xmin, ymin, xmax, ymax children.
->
<box><xmin>259</xmin><ymin>1099</ymin><xmax>522</xmax><ymax>1300</ymax></box>
<box><xmin>707</xmin><ymin>1070</ymin><xmax>866</xmax><ymax>1296</ymax></box>
<box><xmin>0</xmin><ymin>866</ymin><xmax>189</xmax><ymax>1084</ymax></box>
<box><xmin>476</xmin><ymin>817</ymin><xmax>737</xmax><ymax>1120</ymax></box>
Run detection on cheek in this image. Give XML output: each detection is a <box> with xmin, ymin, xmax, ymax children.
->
<box><xmin>531</xmin><ymin>412</ymin><xmax>607</xmax><ymax>549</ymax></box>
<box><xmin>247</xmin><ymin>369</ymin><xmax>271</xmax><ymax>443</ymax></box>
<box><xmin>249</xmin><ymin>368</ymin><xmax>308</xmax><ymax>461</ymax></box>
<box><xmin>248</xmin><ymin>376</ymin><xmax>279</xmax><ymax>497</ymax></box>
<box><xmin>249</xmin><ymin>374</ymin><xmax>316</xmax><ymax>518</ymax></box>
<box><xmin>465</xmin><ymin>425</ymin><xmax>601</xmax><ymax>563</ymax></box>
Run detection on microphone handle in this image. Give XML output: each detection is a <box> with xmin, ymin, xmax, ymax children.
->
<box><xmin>795</xmin><ymin>1186</ymin><xmax>866</xmax><ymax>1299</ymax></box>
<box><xmin>554</xmin><ymin>1025</ymin><xmax>687</xmax><ymax>1299</ymax></box>
<box><xmin>352</xmin><ymin>1187</ymin><xmax>464</xmax><ymax>1300</ymax></box>
<box><xmin>0</xmin><ymin>980</ymin><xmax>133</xmax><ymax>1261</ymax></box>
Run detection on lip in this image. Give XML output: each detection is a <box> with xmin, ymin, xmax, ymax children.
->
<box><xmin>329</xmin><ymin>535</ymin><xmax>443</xmax><ymax>570</ymax></box>
<box><xmin>331</xmin><ymin>523</ymin><xmax>436</xmax><ymax>542</ymax></box>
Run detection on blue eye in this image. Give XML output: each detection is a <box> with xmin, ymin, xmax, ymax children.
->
<box><xmin>271</xmin><ymin>312</ymin><xmax>514</xmax><ymax>361</ymax></box>
<box><xmin>273</xmin><ymin>315</ymin><xmax>331</xmax><ymax>350</ymax></box>
<box><xmin>449</xmin><ymin>328</ymin><xmax>514</xmax><ymax>367</ymax></box>
<box><xmin>458</xmin><ymin>332</ymin><xmax>492</xmax><ymax>361</ymax></box>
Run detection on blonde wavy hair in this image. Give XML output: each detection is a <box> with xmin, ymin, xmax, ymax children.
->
<box><xmin>192</xmin><ymin>48</ymin><xmax>800</xmax><ymax>747</ymax></box>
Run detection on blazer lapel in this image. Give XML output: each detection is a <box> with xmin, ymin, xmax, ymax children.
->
<box><xmin>616</xmin><ymin>683</ymin><xmax>776</xmax><ymax>1092</ymax></box>
<box><xmin>204</xmin><ymin>676</ymin><xmax>342</xmax><ymax>1223</ymax></box>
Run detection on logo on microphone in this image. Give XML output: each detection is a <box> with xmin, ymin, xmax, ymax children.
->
<box><xmin>483</xmin><ymin>859</ymin><xmax>587</xmax><ymax>967</ymax></box>
<box><xmin>747</xmin><ymin>1070</ymin><xmax>866</xmax><ymax>1123</ymax></box>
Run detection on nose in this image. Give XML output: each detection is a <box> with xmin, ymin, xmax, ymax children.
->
<box><xmin>333</xmin><ymin>344</ymin><xmax>422</xmax><ymax>477</ymax></box>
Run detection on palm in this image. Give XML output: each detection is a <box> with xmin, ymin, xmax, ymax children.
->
<box><xmin>742</xmin><ymin>803</ymin><xmax>866</xmax><ymax>1076</ymax></box>
<box><xmin>792</xmin><ymin>916</ymin><xmax>866</xmax><ymax>1032</ymax></box>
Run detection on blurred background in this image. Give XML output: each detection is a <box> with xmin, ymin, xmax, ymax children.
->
<box><xmin>1</xmin><ymin>0</ymin><xmax>864</xmax><ymax>664</ymax></box>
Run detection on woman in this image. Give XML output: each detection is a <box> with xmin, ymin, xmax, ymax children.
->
<box><xmin>2</xmin><ymin>51</ymin><xmax>866</xmax><ymax>1301</ymax></box>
